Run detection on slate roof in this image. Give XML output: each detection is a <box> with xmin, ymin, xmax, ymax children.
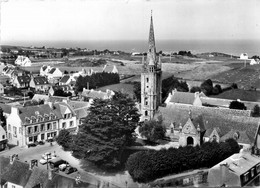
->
<box><xmin>68</xmin><ymin>101</ymin><xmax>90</xmax><ymax>119</ymax></box>
<box><xmin>54</xmin><ymin>102</ymin><xmax>76</xmax><ymax>117</ymax></box>
<box><xmin>25</xmin><ymin>167</ymin><xmax>49</xmax><ymax>188</ymax></box>
<box><xmin>17</xmin><ymin>75</ymin><xmax>31</xmax><ymax>84</ymax></box>
<box><xmin>82</xmin><ymin>89</ymin><xmax>112</xmax><ymax>99</ymax></box>
<box><xmin>59</xmin><ymin>75</ymin><xmax>70</xmax><ymax>83</ymax></box>
<box><xmin>0</xmin><ymin>103</ymin><xmax>12</xmax><ymax>114</ymax></box>
<box><xmin>32</xmin><ymin>94</ymin><xmax>50</xmax><ymax>102</ymax></box>
<box><xmin>169</xmin><ymin>92</ymin><xmax>196</xmax><ymax>105</ymax></box>
<box><xmin>42</xmin><ymin>66</ymin><xmax>47</xmax><ymax>71</ymax></box>
<box><xmin>158</xmin><ymin>104</ymin><xmax>259</xmax><ymax>144</ymax></box>
<box><xmin>17</xmin><ymin>104</ymin><xmax>62</xmax><ymax>124</ymax></box>
<box><xmin>49</xmin><ymin>96</ymin><xmax>70</xmax><ymax>103</ymax></box>
<box><xmin>0</xmin><ymin>156</ymin><xmax>32</xmax><ymax>187</ymax></box>
<box><xmin>32</xmin><ymin>76</ymin><xmax>49</xmax><ymax>85</ymax></box>
<box><xmin>220</xmin><ymin>129</ymin><xmax>251</xmax><ymax>145</ymax></box>
<box><xmin>49</xmin><ymin>68</ymin><xmax>56</xmax><ymax>74</ymax></box>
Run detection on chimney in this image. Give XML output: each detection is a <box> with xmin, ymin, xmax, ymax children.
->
<box><xmin>194</xmin><ymin>91</ymin><xmax>200</xmax><ymax>99</ymax></box>
<box><xmin>11</xmin><ymin>107</ymin><xmax>19</xmax><ymax>115</ymax></box>
<box><xmin>48</xmin><ymin>102</ymin><xmax>53</xmax><ymax>109</ymax></box>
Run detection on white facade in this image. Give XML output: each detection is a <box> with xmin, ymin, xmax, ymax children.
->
<box><xmin>240</xmin><ymin>53</ymin><xmax>248</xmax><ymax>60</ymax></box>
<box><xmin>15</xmin><ymin>56</ymin><xmax>32</xmax><ymax>67</ymax></box>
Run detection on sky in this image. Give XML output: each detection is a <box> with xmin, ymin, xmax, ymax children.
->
<box><xmin>1</xmin><ymin>0</ymin><xmax>260</xmax><ymax>46</ymax></box>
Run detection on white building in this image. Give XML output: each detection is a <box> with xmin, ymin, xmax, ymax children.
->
<box><xmin>15</xmin><ymin>56</ymin><xmax>32</xmax><ymax>67</ymax></box>
<box><xmin>240</xmin><ymin>53</ymin><xmax>248</xmax><ymax>60</ymax></box>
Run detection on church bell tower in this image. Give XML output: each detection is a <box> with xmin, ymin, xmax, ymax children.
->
<box><xmin>141</xmin><ymin>11</ymin><xmax>162</xmax><ymax>121</ymax></box>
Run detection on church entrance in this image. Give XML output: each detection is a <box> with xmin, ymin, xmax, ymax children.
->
<box><xmin>187</xmin><ymin>136</ymin><xmax>194</xmax><ymax>146</ymax></box>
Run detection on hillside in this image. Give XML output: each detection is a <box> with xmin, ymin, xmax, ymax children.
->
<box><xmin>213</xmin><ymin>89</ymin><xmax>260</xmax><ymax>102</ymax></box>
<box><xmin>211</xmin><ymin>64</ymin><xmax>260</xmax><ymax>89</ymax></box>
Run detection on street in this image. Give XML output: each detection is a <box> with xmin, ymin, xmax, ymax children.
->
<box><xmin>0</xmin><ymin>142</ymin><xmax>141</xmax><ymax>188</ymax></box>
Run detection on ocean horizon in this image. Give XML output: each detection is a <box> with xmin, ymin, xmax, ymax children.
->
<box><xmin>3</xmin><ymin>39</ymin><xmax>260</xmax><ymax>57</ymax></box>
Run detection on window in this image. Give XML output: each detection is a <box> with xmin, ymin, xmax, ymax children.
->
<box><xmin>8</xmin><ymin>124</ymin><xmax>11</xmax><ymax>131</ymax></box>
<box><xmin>212</xmin><ymin>135</ymin><xmax>217</xmax><ymax>142</ymax></box>
<box><xmin>41</xmin><ymin>124</ymin><xmax>45</xmax><ymax>131</ymax></box>
<box><xmin>12</xmin><ymin>185</ymin><xmax>15</xmax><ymax>188</ymax></box>
<box><xmin>145</xmin><ymin>111</ymin><xmax>148</xmax><ymax>116</ymax></box>
<box><xmin>171</xmin><ymin>128</ymin><xmax>174</xmax><ymax>133</ymax></box>
<box><xmin>27</xmin><ymin>127</ymin><xmax>32</xmax><ymax>134</ymax></box>
<box><xmin>47</xmin><ymin>123</ymin><xmax>51</xmax><ymax>130</ymax></box>
<box><xmin>244</xmin><ymin>172</ymin><xmax>249</xmax><ymax>182</ymax></box>
<box><xmin>146</xmin><ymin>78</ymin><xmax>149</xmax><ymax>82</ymax></box>
<box><xmin>41</xmin><ymin>134</ymin><xmax>44</xmax><ymax>140</ymax></box>
<box><xmin>19</xmin><ymin>127</ymin><xmax>21</xmax><ymax>134</ymax></box>
<box><xmin>2</xmin><ymin>135</ymin><xmax>5</xmax><ymax>139</ymax></box>
<box><xmin>29</xmin><ymin>137</ymin><xmax>33</xmax><ymax>142</ymax></box>
<box><xmin>34</xmin><ymin>126</ymin><xmax>38</xmax><ymax>133</ymax></box>
<box><xmin>62</xmin><ymin>122</ymin><xmax>66</xmax><ymax>129</ymax></box>
<box><xmin>13</xmin><ymin>126</ymin><xmax>17</xmax><ymax>137</ymax></box>
<box><xmin>53</xmin><ymin>122</ymin><xmax>57</xmax><ymax>130</ymax></box>
<box><xmin>70</xmin><ymin>121</ymin><xmax>74</xmax><ymax>127</ymax></box>
<box><xmin>257</xmin><ymin>164</ymin><xmax>260</xmax><ymax>173</ymax></box>
<box><xmin>251</xmin><ymin>168</ymin><xmax>255</xmax><ymax>177</ymax></box>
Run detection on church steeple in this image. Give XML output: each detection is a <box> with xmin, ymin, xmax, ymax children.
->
<box><xmin>148</xmin><ymin>10</ymin><xmax>156</xmax><ymax>55</ymax></box>
<box><xmin>140</xmin><ymin>12</ymin><xmax>162</xmax><ymax>121</ymax></box>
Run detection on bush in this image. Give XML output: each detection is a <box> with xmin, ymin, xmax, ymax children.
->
<box><xmin>126</xmin><ymin>139</ymin><xmax>239</xmax><ymax>183</ymax></box>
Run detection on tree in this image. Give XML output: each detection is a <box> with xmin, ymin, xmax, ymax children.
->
<box><xmin>139</xmin><ymin>118</ymin><xmax>166</xmax><ymax>142</ymax></box>
<box><xmin>200</xmin><ymin>79</ymin><xmax>213</xmax><ymax>95</ymax></box>
<box><xmin>53</xmin><ymin>89</ymin><xmax>72</xmax><ymax>97</ymax></box>
<box><xmin>64</xmin><ymin>70</ymin><xmax>69</xmax><ymax>74</ymax></box>
<box><xmin>190</xmin><ymin>86</ymin><xmax>201</xmax><ymax>93</ymax></box>
<box><xmin>56</xmin><ymin>129</ymin><xmax>73</xmax><ymax>151</ymax></box>
<box><xmin>71</xmin><ymin>92</ymin><xmax>140</xmax><ymax>169</ymax></box>
<box><xmin>133</xmin><ymin>82</ymin><xmax>141</xmax><ymax>102</ymax></box>
<box><xmin>0</xmin><ymin>107</ymin><xmax>6</xmax><ymax>130</ymax></box>
<box><xmin>229</xmin><ymin>100</ymin><xmax>247</xmax><ymax>110</ymax></box>
<box><xmin>252</xmin><ymin>105</ymin><xmax>260</xmax><ymax>117</ymax></box>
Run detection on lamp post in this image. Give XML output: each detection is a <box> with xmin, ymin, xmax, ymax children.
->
<box><xmin>46</xmin><ymin>153</ymin><xmax>51</xmax><ymax>170</ymax></box>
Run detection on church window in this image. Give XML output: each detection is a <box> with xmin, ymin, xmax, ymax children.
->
<box><xmin>146</xmin><ymin>78</ymin><xmax>149</xmax><ymax>82</ymax></box>
<box><xmin>212</xmin><ymin>135</ymin><xmax>217</xmax><ymax>142</ymax></box>
<box><xmin>145</xmin><ymin>111</ymin><xmax>148</xmax><ymax>116</ymax></box>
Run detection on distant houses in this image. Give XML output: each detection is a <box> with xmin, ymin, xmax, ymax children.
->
<box><xmin>240</xmin><ymin>53</ymin><xmax>248</xmax><ymax>60</ymax></box>
<box><xmin>14</xmin><ymin>55</ymin><xmax>32</xmax><ymax>67</ymax></box>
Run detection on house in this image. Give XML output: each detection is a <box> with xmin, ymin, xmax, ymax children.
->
<box><xmin>240</xmin><ymin>53</ymin><xmax>248</xmax><ymax>60</ymax></box>
<box><xmin>0</xmin><ymin>155</ymin><xmax>106</xmax><ymax>188</ymax></box>
<box><xmin>40</xmin><ymin>66</ymin><xmax>63</xmax><ymax>82</ymax></box>
<box><xmin>207</xmin><ymin>151</ymin><xmax>260</xmax><ymax>187</ymax></box>
<box><xmin>6</xmin><ymin>103</ymin><xmax>62</xmax><ymax>146</ymax></box>
<box><xmin>0</xmin><ymin>125</ymin><xmax>7</xmax><ymax>151</ymax></box>
<box><xmin>102</xmin><ymin>65</ymin><xmax>119</xmax><ymax>74</ymax></box>
<box><xmin>15</xmin><ymin>56</ymin><xmax>32</xmax><ymax>67</ymax></box>
<box><xmin>29</xmin><ymin>76</ymin><xmax>50</xmax><ymax>92</ymax></box>
<box><xmin>81</xmin><ymin>88</ymin><xmax>114</xmax><ymax>100</ymax></box>
<box><xmin>40</xmin><ymin>65</ymin><xmax>52</xmax><ymax>76</ymax></box>
<box><xmin>13</xmin><ymin>75</ymin><xmax>31</xmax><ymax>88</ymax></box>
<box><xmin>49</xmin><ymin>85</ymin><xmax>72</xmax><ymax>96</ymax></box>
<box><xmin>54</xmin><ymin>102</ymin><xmax>77</xmax><ymax>133</ymax></box>
<box><xmin>59</xmin><ymin>75</ymin><xmax>76</xmax><ymax>86</ymax></box>
<box><xmin>32</xmin><ymin>94</ymin><xmax>50</xmax><ymax>102</ymax></box>
<box><xmin>165</xmin><ymin>90</ymin><xmax>204</xmax><ymax>106</ymax></box>
<box><xmin>250</xmin><ymin>59</ymin><xmax>259</xmax><ymax>65</ymax></box>
<box><xmin>68</xmin><ymin>101</ymin><xmax>90</xmax><ymax>126</ymax></box>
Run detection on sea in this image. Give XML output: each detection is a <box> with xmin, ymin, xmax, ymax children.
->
<box><xmin>8</xmin><ymin>39</ymin><xmax>260</xmax><ymax>57</ymax></box>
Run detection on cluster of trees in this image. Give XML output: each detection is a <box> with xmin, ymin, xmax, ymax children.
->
<box><xmin>4</xmin><ymin>86</ymin><xmax>23</xmax><ymax>96</ymax></box>
<box><xmin>139</xmin><ymin>117</ymin><xmax>166</xmax><ymax>142</ymax></box>
<box><xmin>177</xmin><ymin>51</ymin><xmax>197</xmax><ymax>57</ymax></box>
<box><xmin>53</xmin><ymin>88</ymin><xmax>72</xmax><ymax>97</ymax></box>
<box><xmin>131</xmin><ymin>76</ymin><xmax>188</xmax><ymax>103</ymax></box>
<box><xmin>252</xmin><ymin>105</ymin><xmax>260</xmax><ymax>117</ymax></box>
<box><xmin>75</xmin><ymin>72</ymin><xmax>120</xmax><ymax>92</ymax></box>
<box><xmin>126</xmin><ymin>139</ymin><xmax>240</xmax><ymax>183</ymax></box>
<box><xmin>190</xmin><ymin>79</ymin><xmax>222</xmax><ymax>96</ymax></box>
<box><xmin>229</xmin><ymin>100</ymin><xmax>247</xmax><ymax>110</ymax></box>
<box><xmin>56</xmin><ymin>92</ymin><xmax>140</xmax><ymax>170</ymax></box>
<box><xmin>24</xmin><ymin>100</ymin><xmax>44</xmax><ymax>107</ymax></box>
<box><xmin>162</xmin><ymin>76</ymin><xmax>189</xmax><ymax>100</ymax></box>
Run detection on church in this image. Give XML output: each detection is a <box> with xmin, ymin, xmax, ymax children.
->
<box><xmin>140</xmin><ymin>12</ymin><xmax>259</xmax><ymax>148</ymax></box>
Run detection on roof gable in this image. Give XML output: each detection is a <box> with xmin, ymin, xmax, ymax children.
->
<box><xmin>182</xmin><ymin>118</ymin><xmax>198</xmax><ymax>135</ymax></box>
<box><xmin>59</xmin><ymin>75</ymin><xmax>70</xmax><ymax>83</ymax></box>
<box><xmin>33</xmin><ymin>76</ymin><xmax>48</xmax><ymax>85</ymax></box>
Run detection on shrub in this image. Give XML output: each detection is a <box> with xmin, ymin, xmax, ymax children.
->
<box><xmin>126</xmin><ymin>139</ymin><xmax>239</xmax><ymax>183</ymax></box>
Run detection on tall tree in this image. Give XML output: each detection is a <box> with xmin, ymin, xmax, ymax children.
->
<box><xmin>56</xmin><ymin>129</ymin><xmax>73</xmax><ymax>151</ymax></box>
<box><xmin>71</xmin><ymin>92</ymin><xmax>140</xmax><ymax>169</ymax></box>
<box><xmin>252</xmin><ymin>105</ymin><xmax>260</xmax><ymax>117</ymax></box>
<box><xmin>0</xmin><ymin>107</ymin><xmax>6</xmax><ymax>130</ymax></box>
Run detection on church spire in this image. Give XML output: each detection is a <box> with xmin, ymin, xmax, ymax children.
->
<box><xmin>148</xmin><ymin>10</ymin><xmax>156</xmax><ymax>55</ymax></box>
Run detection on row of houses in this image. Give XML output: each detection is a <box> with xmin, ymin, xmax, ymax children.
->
<box><xmin>0</xmin><ymin>96</ymin><xmax>90</xmax><ymax>148</ymax></box>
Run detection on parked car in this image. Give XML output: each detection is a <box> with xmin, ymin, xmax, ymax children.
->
<box><xmin>49</xmin><ymin>157</ymin><xmax>67</xmax><ymax>169</ymax></box>
<box><xmin>59</xmin><ymin>163</ymin><xmax>70</xmax><ymax>171</ymax></box>
<box><xmin>42</xmin><ymin>152</ymin><xmax>52</xmax><ymax>160</ymax></box>
<box><xmin>39</xmin><ymin>158</ymin><xmax>48</xmax><ymax>165</ymax></box>
<box><xmin>28</xmin><ymin>143</ymin><xmax>37</xmax><ymax>148</ymax></box>
<box><xmin>46</xmin><ymin>137</ymin><xmax>54</xmax><ymax>142</ymax></box>
<box><xmin>65</xmin><ymin>166</ymin><xmax>77</xmax><ymax>174</ymax></box>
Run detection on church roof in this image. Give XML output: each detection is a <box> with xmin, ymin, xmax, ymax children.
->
<box><xmin>170</xmin><ymin>92</ymin><xmax>196</xmax><ymax>105</ymax></box>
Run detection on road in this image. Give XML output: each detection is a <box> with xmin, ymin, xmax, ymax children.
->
<box><xmin>0</xmin><ymin>142</ymin><xmax>141</xmax><ymax>188</ymax></box>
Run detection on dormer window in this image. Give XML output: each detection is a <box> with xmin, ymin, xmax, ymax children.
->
<box><xmin>25</xmin><ymin>117</ymin><xmax>30</xmax><ymax>124</ymax></box>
